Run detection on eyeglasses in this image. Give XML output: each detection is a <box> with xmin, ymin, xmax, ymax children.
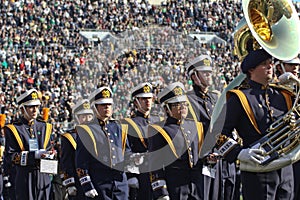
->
<box><xmin>170</xmin><ymin>102</ymin><xmax>189</xmax><ymax>108</ymax></box>
<box><xmin>25</xmin><ymin>105</ymin><xmax>40</xmax><ymax>108</ymax></box>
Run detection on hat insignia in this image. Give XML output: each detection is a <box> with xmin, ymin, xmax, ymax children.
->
<box><xmin>102</xmin><ymin>89</ymin><xmax>111</xmax><ymax>98</ymax></box>
<box><xmin>173</xmin><ymin>87</ymin><xmax>183</xmax><ymax>96</ymax></box>
<box><xmin>143</xmin><ymin>85</ymin><xmax>151</xmax><ymax>93</ymax></box>
<box><xmin>31</xmin><ymin>92</ymin><xmax>38</xmax><ymax>99</ymax></box>
<box><xmin>83</xmin><ymin>102</ymin><xmax>90</xmax><ymax>109</ymax></box>
<box><xmin>203</xmin><ymin>59</ymin><xmax>211</xmax><ymax>66</ymax></box>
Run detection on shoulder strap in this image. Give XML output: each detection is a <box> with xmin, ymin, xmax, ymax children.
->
<box><xmin>76</xmin><ymin>125</ymin><xmax>98</xmax><ymax>156</ymax></box>
<box><xmin>6</xmin><ymin>124</ymin><xmax>25</xmax><ymax>151</ymax></box>
<box><xmin>123</xmin><ymin>118</ymin><xmax>147</xmax><ymax>148</ymax></box>
<box><xmin>186</xmin><ymin>98</ymin><xmax>198</xmax><ymax>121</ymax></box>
<box><xmin>149</xmin><ymin>124</ymin><xmax>178</xmax><ymax>158</ymax></box>
<box><xmin>43</xmin><ymin>123</ymin><xmax>52</xmax><ymax>149</ymax></box>
<box><xmin>227</xmin><ymin>90</ymin><xmax>261</xmax><ymax>134</ymax></box>
<box><xmin>195</xmin><ymin>122</ymin><xmax>204</xmax><ymax>154</ymax></box>
<box><xmin>121</xmin><ymin>124</ymin><xmax>128</xmax><ymax>155</ymax></box>
<box><xmin>62</xmin><ymin>133</ymin><xmax>77</xmax><ymax>150</ymax></box>
<box><xmin>280</xmin><ymin>90</ymin><xmax>292</xmax><ymax>110</ymax></box>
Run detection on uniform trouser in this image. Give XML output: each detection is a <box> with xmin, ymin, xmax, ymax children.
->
<box><xmin>3</xmin><ymin>167</ymin><xmax>16</xmax><ymax>200</ymax></box>
<box><xmin>165</xmin><ymin>168</ymin><xmax>204</xmax><ymax>200</ymax></box>
<box><xmin>137</xmin><ymin>173</ymin><xmax>153</xmax><ymax>200</ymax></box>
<box><xmin>51</xmin><ymin>174</ymin><xmax>66</xmax><ymax>200</ymax></box>
<box><xmin>241</xmin><ymin>165</ymin><xmax>294</xmax><ymax>200</ymax></box>
<box><xmin>128</xmin><ymin>173</ymin><xmax>153</xmax><ymax>200</ymax></box>
<box><xmin>87</xmin><ymin>172</ymin><xmax>128</xmax><ymax>200</ymax></box>
<box><xmin>293</xmin><ymin>161</ymin><xmax>300</xmax><ymax>200</ymax></box>
<box><xmin>0</xmin><ymin>174</ymin><xmax>3</xmax><ymax>198</ymax></box>
<box><xmin>15</xmin><ymin>167</ymin><xmax>52</xmax><ymax>200</ymax></box>
<box><xmin>204</xmin><ymin>160</ymin><xmax>240</xmax><ymax>200</ymax></box>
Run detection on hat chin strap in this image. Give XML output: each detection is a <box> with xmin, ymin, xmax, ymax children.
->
<box><xmin>92</xmin><ymin>105</ymin><xmax>109</xmax><ymax>121</ymax></box>
<box><xmin>194</xmin><ymin>72</ymin><xmax>208</xmax><ymax>91</ymax></box>
<box><xmin>165</xmin><ymin>104</ymin><xmax>173</xmax><ymax>118</ymax></box>
<box><xmin>21</xmin><ymin>105</ymin><xmax>39</xmax><ymax>121</ymax></box>
<box><xmin>280</xmin><ymin>63</ymin><xmax>286</xmax><ymax>74</ymax></box>
<box><xmin>135</xmin><ymin>99</ymin><xmax>148</xmax><ymax>115</ymax></box>
<box><xmin>74</xmin><ymin>115</ymin><xmax>80</xmax><ymax>124</ymax></box>
<box><xmin>92</xmin><ymin>105</ymin><xmax>101</xmax><ymax>119</ymax></box>
<box><xmin>165</xmin><ymin>104</ymin><xmax>185</xmax><ymax>121</ymax></box>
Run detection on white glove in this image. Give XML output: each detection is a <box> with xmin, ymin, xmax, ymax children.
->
<box><xmin>67</xmin><ymin>186</ymin><xmax>77</xmax><ymax>196</ymax></box>
<box><xmin>85</xmin><ymin>189</ymin><xmax>98</xmax><ymax>198</ymax></box>
<box><xmin>238</xmin><ymin>148</ymin><xmax>265</xmax><ymax>164</ymax></box>
<box><xmin>157</xmin><ymin>195</ymin><xmax>170</xmax><ymax>200</ymax></box>
<box><xmin>3</xmin><ymin>176</ymin><xmax>11</xmax><ymax>188</ymax></box>
<box><xmin>35</xmin><ymin>149</ymin><xmax>47</xmax><ymax>159</ymax></box>
<box><xmin>128</xmin><ymin>177</ymin><xmax>139</xmax><ymax>189</ymax></box>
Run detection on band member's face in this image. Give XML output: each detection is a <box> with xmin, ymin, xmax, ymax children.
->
<box><xmin>96</xmin><ymin>104</ymin><xmax>113</xmax><ymax>120</ymax></box>
<box><xmin>195</xmin><ymin>70</ymin><xmax>213</xmax><ymax>87</ymax></box>
<box><xmin>284</xmin><ymin>63</ymin><xmax>299</xmax><ymax>77</ymax></box>
<box><xmin>78</xmin><ymin>114</ymin><xmax>93</xmax><ymax>124</ymax></box>
<box><xmin>169</xmin><ymin>101</ymin><xmax>188</xmax><ymax>120</ymax></box>
<box><xmin>136</xmin><ymin>97</ymin><xmax>153</xmax><ymax>112</ymax></box>
<box><xmin>24</xmin><ymin>105</ymin><xmax>39</xmax><ymax>120</ymax></box>
<box><xmin>250</xmin><ymin>58</ymin><xmax>274</xmax><ymax>83</ymax></box>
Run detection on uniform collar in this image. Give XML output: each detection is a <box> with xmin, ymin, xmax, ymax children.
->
<box><xmin>166</xmin><ymin>116</ymin><xmax>183</xmax><ymax>125</ymax></box>
<box><xmin>98</xmin><ymin>118</ymin><xmax>109</xmax><ymax>126</ymax></box>
<box><xmin>20</xmin><ymin>117</ymin><xmax>35</xmax><ymax>126</ymax></box>
<box><xmin>249</xmin><ymin>80</ymin><xmax>269</xmax><ymax>90</ymax></box>
<box><xmin>136</xmin><ymin>111</ymin><xmax>149</xmax><ymax>119</ymax></box>
<box><xmin>193</xmin><ymin>85</ymin><xmax>208</xmax><ymax>98</ymax></box>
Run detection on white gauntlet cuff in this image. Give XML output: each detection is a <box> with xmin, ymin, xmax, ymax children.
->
<box><xmin>63</xmin><ymin>177</ymin><xmax>75</xmax><ymax>187</ymax></box>
<box><xmin>20</xmin><ymin>151</ymin><xmax>29</xmax><ymax>166</ymax></box>
<box><xmin>79</xmin><ymin>176</ymin><xmax>91</xmax><ymax>185</ymax></box>
<box><xmin>151</xmin><ymin>179</ymin><xmax>167</xmax><ymax>191</ymax></box>
<box><xmin>217</xmin><ymin>138</ymin><xmax>238</xmax><ymax>156</ymax></box>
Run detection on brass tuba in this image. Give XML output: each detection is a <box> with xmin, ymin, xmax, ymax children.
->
<box><xmin>233</xmin><ymin>0</ymin><xmax>300</xmax><ymax>61</ymax></box>
<box><xmin>239</xmin><ymin>80</ymin><xmax>300</xmax><ymax>172</ymax></box>
<box><xmin>233</xmin><ymin>0</ymin><xmax>300</xmax><ymax>172</ymax></box>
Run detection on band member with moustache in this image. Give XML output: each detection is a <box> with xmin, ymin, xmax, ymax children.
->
<box><xmin>216</xmin><ymin>49</ymin><xmax>294</xmax><ymax>199</ymax></box>
<box><xmin>185</xmin><ymin>55</ymin><xmax>240</xmax><ymax>200</ymax></box>
<box><xmin>121</xmin><ymin>82</ymin><xmax>161</xmax><ymax>200</ymax></box>
<box><xmin>3</xmin><ymin>89</ymin><xmax>56</xmax><ymax>200</ymax></box>
<box><xmin>60</xmin><ymin>99</ymin><xmax>94</xmax><ymax>200</ymax></box>
<box><xmin>75</xmin><ymin>86</ymin><xmax>131</xmax><ymax>200</ymax></box>
<box><xmin>148</xmin><ymin>82</ymin><xmax>205</xmax><ymax>200</ymax></box>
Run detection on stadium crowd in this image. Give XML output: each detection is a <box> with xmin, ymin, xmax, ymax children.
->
<box><xmin>0</xmin><ymin>0</ymin><xmax>299</xmax><ymax>200</ymax></box>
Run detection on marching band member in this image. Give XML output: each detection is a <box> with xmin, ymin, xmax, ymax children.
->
<box><xmin>60</xmin><ymin>99</ymin><xmax>94</xmax><ymax>199</ymax></box>
<box><xmin>216</xmin><ymin>49</ymin><xmax>294</xmax><ymax>199</ymax></box>
<box><xmin>75</xmin><ymin>86</ymin><xmax>131</xmax><ymax>199</ymax></box>
<box><xmin>148</xmin><ymin>82</ymin><xmax>204</xmax><ymax>200</ymax></box>
<box><xmin>186</xmin><ymin>55</ymin><xmax>240</xmax><ymax>200</ymax></box>
<box><xmin>4</xmin><ymin>89</ymin><xmax>56</xmax><ymax>200</ymax></box>
<box><xmin>121</xmin><ymin>82</ymin><xmax>161</xmax><ymax>200</ymax></box>
<box><xmin>275</xmin><ymin>56</ymin><xmax>300</xmax><ymax>200</ymax></box>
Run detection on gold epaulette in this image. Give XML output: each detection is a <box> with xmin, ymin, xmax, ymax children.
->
<box><xmin>269</xmin><ymin>83</ymin><xmax>295</xmax><ymax>96</ymax></box>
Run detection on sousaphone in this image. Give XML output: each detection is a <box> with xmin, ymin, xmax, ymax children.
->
<box><xmin>234</xmin><ymin>0</ymin><xmax>300</xmax><ymax>61</ymax></box>
<box><xmin>211</xmin><ymin>0</ymin><xmax>300</xmax><ymax>172</ymax></box>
